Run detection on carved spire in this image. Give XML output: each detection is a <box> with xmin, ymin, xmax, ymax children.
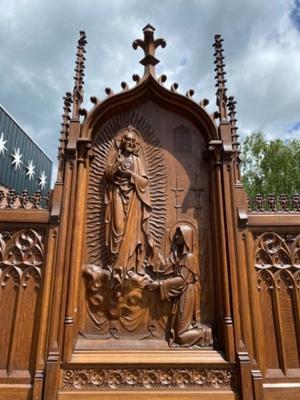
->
<box><xmin>57</xmin><ymin>92</ymin><xmax>72</xmax><ymax>183</ymax></box>
<box><xmin>72</xmin><ymin>31</ymin><xmax>87</xmax><ymax>119</ymax></box>
<box><xmin>213</xmin><ymin>34</ymin><xmax>228</xmax><ymax>122</ymax></box>
<box><xmin>228</xmin><ymin>96</ymin><xmax>241</xmax><ymax>182</ymax></box>
<box><xmin>132</xmin><ymin>24</ymin><xmax>166</xmax><ymax>78</ymax></box>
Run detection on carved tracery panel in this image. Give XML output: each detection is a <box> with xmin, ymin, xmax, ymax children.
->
<box><xmin>0</xmin><ymin>229</ymin><xmax>44</xmax><ymax>374</ymax></box>
<box><xmin>254</xmin><ymin>232</ymin><xmax>300</xmax><ymax>372</ymax></box>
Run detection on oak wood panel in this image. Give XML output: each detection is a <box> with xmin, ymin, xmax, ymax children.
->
<box><xmin>258</xmin><ymin>276</ymin><xmax>280</xmax><ymax>371</ymax></box>
<box><xmin>0</xmin><ymin>210</ymin><xmax>49</xmax><ymax>223</ymax></box>
<box><xmin>57</xmin><ymin>391</ymin><xmax>239</xmax><ymax>400</ymax></box>
<box><xmin>70</xmin><ymin>349</ymin><xmax>228</xmax><ymax>365</ymax></box>
<box><xmin>57</xmin><ymin>390</ymin><xmax>238</xmax><ymax>400</ymax></box>
<box><xmin>278</xmin><ymin>278</ymin><xmax>299</xmax><ymax>369</ymax></box>
<box><xmin>10</xmin><ymin>275</ymin><xmax>39</xmax><ymax>372</ymax></box>
<box><xmin>0</xmin><ymin>384</ymin><xmax>32</xmax><ymax>399</ymax></box>
<box><xmin>263</xmin><ymin>385</ymin><xmax>300</xmax><ymax>399</ymax></box>
<box><xmin>248</xmin><ymin>214</ymin><xmax>300</xmax><ymax>227</ymax></box>
<box><xmin>0</xmin><ymin>277</ymin><xmax>18</xmax><ymax>372</ymax></box>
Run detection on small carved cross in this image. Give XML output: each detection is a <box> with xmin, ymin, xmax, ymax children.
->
<box><xmin>191</xmin><ymin>173</ymin><xmax>204</xmax><ymax>218</ymax></box>
<box><xmin>171</xmin><ymin>176</ymin><xmax>184</xmax><ymax>219</ymax></box>
<box><xmin>132</xmin><ymin>24</ymin><xmax>166</xmax><ymax>77</ymax></box>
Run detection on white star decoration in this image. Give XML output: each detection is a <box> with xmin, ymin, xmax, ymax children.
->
<box><xmin>39</xmin><ymin>171</ymin><xmax>47</xmax><ymax>190</ymax></box>
<box><xmin>11</xmin><ymin>147</ymin><xmax>23</xmax><ymax>170</ymax></box>
<box><xmin>0</xmin><ymin>132</ymin><xmax>8</xmax><ymax>156</ymax></box>
<box><xmin>26</xmin><ymin>160</ymin><xmax>36</xmax><ymax>181</ymax></box>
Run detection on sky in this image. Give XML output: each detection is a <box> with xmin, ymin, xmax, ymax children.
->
<box><xmin>0</xmin><ymin>0</ymin><xmax>299</xmax><ymax>184</ymax></box>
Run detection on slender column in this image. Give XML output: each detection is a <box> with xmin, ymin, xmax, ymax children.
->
<box><xmin>209</xmin><ymin>141</ymin><xmax>235</xmax><ymax>361</ymax></box>
<box><xmin>63</xmin><ymin>139</ymin><xmax>92</xmax><ymax>362</ymax></box>
<box><xmin>32</xmin><ymin>227</ymin><xmax>58</xmax><ymax>400</ymax></box>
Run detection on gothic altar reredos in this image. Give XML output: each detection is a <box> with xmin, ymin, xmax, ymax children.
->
<box><xmin>5</xmin><ymin>24</ymin><xmax>300</xmax><ymax>400</ymax></box>
<box><xmin>46</xmin><ymin>25</ymin><xmax>240</xmax><ymax>397</ymax></box>
<box><xmin>49</xmin><ymin>25</ymin><xmax>239</xmax><ymax>399</ymax></box>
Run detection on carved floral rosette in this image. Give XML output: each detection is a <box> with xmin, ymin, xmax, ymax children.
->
<box><xmin>62</xmin><ymin>367</ymin><xmax>235</xmax><ymax>390</ymax></box>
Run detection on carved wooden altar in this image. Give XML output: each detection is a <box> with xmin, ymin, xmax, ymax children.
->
<box><xmin>0</xmin><ymin>25</ymin><xmax>300</xmax><ymax>400</ymax></box>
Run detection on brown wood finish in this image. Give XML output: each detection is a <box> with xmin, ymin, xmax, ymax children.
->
<box><xmin>0</xmin><ymin>25</ymin><xmax>299</xmax><ymax>400</ymax></box>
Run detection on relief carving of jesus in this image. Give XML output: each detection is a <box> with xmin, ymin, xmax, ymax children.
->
<box><xmin>104</xmin><ymin>127</ymin><xmax>153</xmax><ymax>284</ymax></box>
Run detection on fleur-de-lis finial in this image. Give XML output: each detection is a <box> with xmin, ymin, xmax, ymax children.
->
<box><xmin>132</xmin><ymin>24</ymin><xmax>166</xmax><ymax>78</ymax></box>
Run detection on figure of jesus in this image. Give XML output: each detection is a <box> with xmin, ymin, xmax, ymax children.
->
<box><xmin>104</xmin><ymin>128</ymin><xmax>152</xmax><ymax>284</ymax></box>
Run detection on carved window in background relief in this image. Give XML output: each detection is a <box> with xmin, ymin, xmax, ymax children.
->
<box><xmin>173</xmin><ymin>126</ymin><xmax>192</xmax><ymax>153</ymax></box>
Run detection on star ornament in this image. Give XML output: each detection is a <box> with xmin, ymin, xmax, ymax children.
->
<box><xmin>11</xmin><ymin>147</ymin><xmax>23</xmax><ymax>170</ymax></box>
<box><xmin>26</xmin><ymin>160</ymin><xmax>36</xmax><ymax>181</ymax></box>
<box><xmin>0</xmin><ymin>132</ymin><xmax>8</xmax><ymax>156</ymax></box>
<box><xmin>39</xmin><ymin>171</ymin><xmax>47</xmax><ymax>190</ymax></box>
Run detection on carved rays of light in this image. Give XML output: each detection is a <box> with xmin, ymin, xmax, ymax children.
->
<box><xmin>38</xmin><ymin>171</ymin><xmax>47</xmax><ymax>190</ymax></box>
<box><xmin>86</xmin><ymin>111</ymin><xmax>167</xmax><ymax>266</ymax></box>
<box><xmin>0</xmin><ymin>132</ymin><xmax>8</xmax><ymax>157</ymax></box>
<box><xmin>11</xmin><ymin>147</ymin><xmax>23</xmax><ymax>170</ymax></box>
<box><xmin>26</xmin><ymin>160</ymin><xmax>36</xmax><ymax>181</ymax></box>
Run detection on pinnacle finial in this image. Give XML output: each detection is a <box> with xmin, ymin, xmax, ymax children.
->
<box><xmin>72</xmin><ymin>31</ymin><xmax>87</xmax><ymax>119</ymax></box>
<box><xmin>213</xmin><ymin>34</ymin><xmax>228</xmax><ymax>121</ymax></box>
<box><xmin>132</xmin><ymin>24</ymin><xmax>166</xmax><ymax>78</ymax></box>
<box><xmin>228</xmin><ymin>95</ymin><xmax>241</xmax><ymax>182</ymax></box>
<box><xmin>57</xmin><ymin>92</ymin><xmax>72</xmax><ymax>183</ymax></box>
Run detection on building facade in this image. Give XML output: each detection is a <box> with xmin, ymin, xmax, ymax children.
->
<box><xmin>0</xmin><ymin>104</ymin><xmax>52</xmax><ymax>195</ymax></box>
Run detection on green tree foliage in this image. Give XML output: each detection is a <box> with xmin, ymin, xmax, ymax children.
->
<box><xmin>240</xmin><ymin>132</ymin><xmax>300</xmax><ymax>197</ymax></box>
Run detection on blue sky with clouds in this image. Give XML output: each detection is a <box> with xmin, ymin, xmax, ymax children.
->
<box><xmin>0</xmin><ymin>0</ymin><xmax>299</xmax><ymax>183</ymax></box>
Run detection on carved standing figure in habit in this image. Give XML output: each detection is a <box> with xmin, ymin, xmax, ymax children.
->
<box><xmin>147</xmin><ymin>224</ymin><xmax>212</xmax><ymax>347</ymax></box>
<box><xmin>104</xmin><ymin>127</ymin><xmax>153</xmax><ymax>285</ymax></box>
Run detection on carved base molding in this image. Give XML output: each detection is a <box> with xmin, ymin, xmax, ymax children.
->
<box><xmin>62</xmin><ymin>367</ymin><xmax>235</xmax><ymax>391</ymax></box>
